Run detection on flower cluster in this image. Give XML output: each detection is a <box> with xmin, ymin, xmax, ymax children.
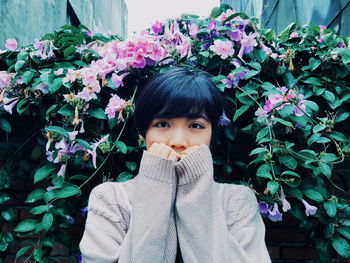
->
<box><xmin>255</xmin><ymin>86</ymin><xmax>306</xmax><ymax>118</ymax></box>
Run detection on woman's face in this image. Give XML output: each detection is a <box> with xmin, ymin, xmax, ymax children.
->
<box><xmin>145</xmin><ymin>116</ymin><xmax>212</xmax><ymax>154</ymax></box>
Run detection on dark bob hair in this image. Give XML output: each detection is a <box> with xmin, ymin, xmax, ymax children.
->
<box><xmin>134</xmin><ymin>67</ymin><xmax>224</xmax><ymax>137</ymax></box>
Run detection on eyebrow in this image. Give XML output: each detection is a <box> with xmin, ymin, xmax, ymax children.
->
<box><xmin>186</xmin><ymin>114</ymin><xmax>210</xmax><ymax>122</ymax></box>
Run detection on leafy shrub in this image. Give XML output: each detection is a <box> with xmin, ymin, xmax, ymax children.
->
<box><xmin>0</xmin><ymin>4</ymin><xmax>349</xmax><ymax>262</ymax></box>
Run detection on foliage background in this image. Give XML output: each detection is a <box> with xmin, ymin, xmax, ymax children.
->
<box><xmin>0</xmin><ymin>4</ymin><xmax>349</xmax><ymax>262</ymax></box>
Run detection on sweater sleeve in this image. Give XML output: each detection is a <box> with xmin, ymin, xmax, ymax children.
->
<box><xmin>80</xmin><ymin>150</ymin><xmax>178</xmax><ymax>263</ymax></box>
<box><xmin>174</xmin><ymin>144</ymin><xmax>271</xmax><ymax>263</ymax></box>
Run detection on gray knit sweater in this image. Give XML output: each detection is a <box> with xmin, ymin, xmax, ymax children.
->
<box><xmin>79</xmin><ymin>144</ymin><xmax>271</xmax><ymax>262</ymax></box>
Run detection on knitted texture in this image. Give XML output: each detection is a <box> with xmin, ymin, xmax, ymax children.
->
<box><xmin>80</xmin><ymin>145</ymin><xmax>271</xmax><ymax>263</ymax></box>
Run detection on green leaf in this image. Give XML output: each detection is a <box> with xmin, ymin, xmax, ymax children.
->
<box><xmin>45</xmin><ymin>126</ymin><xmax>69</xmax><ymax>138</ymax></box>
<box><xmin>233</xmin><ymin>105</ymin><xmax>249</xmax><ymax>121</ymax></box>
<box><xmin>45</xmin><ymin>104</ymin><xmax>59</xmax><ymax>121</ymax></box>
<box><xmin>63</xmin><ymin>46</ymin><xmax>76</xmax><ymax>57</ymax></box>
<box><xmin>126</xmin><ymin>162</ymin><xmax>137</xmax><ymax>172</ymax></box>
<box><xmin>283</xmin><ymin>71</ymin><xmax>297</xmax><ymax>88</ymax></box>
<box><xmin>22</xmin><ymin>70</ymin><xmax>35</xmax><ymax>84</ymax></box>
<box><xmin>328</xmin><ymin>131</ymin><xmax>348</xmax><ymax>142</ymax></box>
<box><xmin>331</xmin><ymin>236</ymin><xmax>350</xmax><ymax>258</ymax></box>
<box><xmin>320</xmin><ymin>153</ymin><xmax>338</xmax><ymax>162</ymax></box>
<box><xmin>1</xmin><ymin>208</ymin><xmax>14</xmax><ymax>221</ymax></box>
<box><xmin>15</xmin><ymin>246</ymin><xmax>31</xmax><ymax>258</ymax></box>
<box><xmin>223</xmin><ymin>125</ymin><xmax>237</xmax><ymax>141</ymax></box>
<box><xmin>17</xmin><ymin>51</ymin><xmax>29</xmax><ymax>61</ymax></box>
<box><xmin>256</xmin><ymin>127</ymin><xmax>269</xmax><ymax>142</ymax></box>
<box><xmin>25</xmin><ymin>189</ymin><xmax>46</xmax><ymax>203</ymax></box>
<box><xmin>15</xmin><ymin>60</ymin><xmax>26</xmax><ymax>72</ymax></box>
<box><xmin>57</xmin><ymin>104</ymin><xmax>74</xmax><ymax>117</ymax></box>
<box><xmin>42</xmin><ymin>213</ymin><xmax>53</xmax><ymax>231</ymax></box>
<box><xmin>304</xmin><ymin>189</ymin><xmax>323</xmax><ymax>202</ymax></box>
<box><xmin>49</xmin><ymin>78</ymin><xmax>63</xmax><ymax>94</ymax></box>
<box><xmin>337</xmin><ymin>227</ymin><xmax>350</xmax><ymax>240</ymax></box>
<box><xmin>56</xmin><ymin>186</ymin><xmax>81</xmax><ymax>199</ymax></box>
<box><xmin>0</xmin><ymin>118</ymin><xmax>11</xmax><ymax>133</ymax></box>
<box><xmin>319</xmin><ymin>162</ymin><xmax>332</xmax><ymax>178</ymax></box>
<box><xmin>256</xmin><ymin>164</ymin><xmax>272</xmax><ymax>180</ymax></box>
<box><xmin>16</xmin><ymin>99</ymin><xmax>30</xmax><ymax>115</ymax></box>
<box><xmin>313</xmin><ymin>124</ymin><xmax>326</xmax><ymax>133</ymax></box>
<box><xmin>15</xmin><ymin>219</ymin><xmax>38</xmax><ymax>232</ymax></box>
<box><xmin>279</xmin><ymin>155</ymin><xmax>297</xmax><ymax>170</ymax></box>
<box><xmin>333</xmin><ymin>48</ymin><xmax>350</xmax><ymax>64</ymax></box>
<box><xmin>117</xmin><ymin>171</ymin><xmax>134</xmax><ymax>182</ymax></box>
<box><xmin>336</xmin><ymin>111</ymin><xmax>349</xmax><ymax>123</ymax></box>
<box><xmin>309</xmin><ymin>57</ymin><xmax>321</xmax><ymax>71</ymax></box>
<box><xmin>278</xmin><ymin>104</ymin><xmax>295</xmax><ymax>118</ymax></box>
<box><xmin>89</xmin><ymin>108</ymin><xmax>107</xmax><ymax>120</ymax></box>
<box><xmin>30</xmin><ymin>205</ymin><xmax>49</xmax><ymax>215</ymax></box>
<box><xmin>210</xmin><ymin>7</ymin><xmax>222</xmax><ymax>18</ymax></box>
<box><xmin>267</xmin><ymin>181</ymin><xmax>279</xmax><ymax>195</ymax></box>
<box><xmin>272</xmin><ymin>117</ymin><xmax>294</xmax><ymax>127</ymax></box>
<box><xmin>322</xmin><ymin>90</ymin><xmax>335</xmax><ymax>103</ymax></box>
<box><xmin>114</xmin><ymin>141</ymin><xmax>127</xmax><ymax>154</ymax></box>
<box><xmin>324</xmin><ymin>201</ymin><xmax>337</xmax><ymax>217</ymax></box>
<box><xmin>75</xmin><ymin>139</ymin><xmax>92</xmax><ymax>150</ymax></box>
<box><xmin>249</xmin><ymin>147</ymin><xmax>268</xmax><ymax>156</ymax></box>
<box><xmin>285</xmin><ymin>187</ymin><xmax>302</xmax><ymax>200</ymax></box>
<box><xmin>34</xmin><ymin>164</ymin><xmax>56</xmax><ymax>184</ymax></box>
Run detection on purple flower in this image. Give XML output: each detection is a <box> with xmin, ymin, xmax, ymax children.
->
<box><xmin>76</xmin><ymin>254</ymin><xmax>82</xmax><ymax>263</ymax></box>
<box><xmin>268</xmin><ymin>203</ymin><xmax>283</xmax><ymax>222</ymax></box>
<box><xmin>65</xmin><ymin>215</ymin><xmax>75</xmax><ymax>224</ymax></box>
<box><xmin>208</xmin><ymin>20</ymin><xmax>217</xmax><ymax>32</ymax></box>
<box><xmin>34</xmin><ymin>83</ymin><xmax>49</xmax><ymax>94</ymax></box>
<box><xmin>87</xmin><ymin>135</ymin><xmax>109</xmax><ymax>168</ymax></box>
<box><xmin>302</xmin><ymin>199</ymin><xmax>317</xmax><ymax>216</ymax></box>
<box><xmin>46</xmin><ymin>151</ymin><xmax>54</xmax><ymax>162</ymax></box>
<box><xmin>238</xmin><ymin>32</ymin><xmax>257</xmax><ymax>58</ymax></box>
<box><xmin>258</xmin><ymin>201</ymin><xmax>270</xmax><ymax>216</ymax></box>
<box><xmin>151</xmin><ymin>20</ymin><xmax>163</xmax><ymax>35</ymax></box>
<box><xmin>2</xmin><ymin>97</ymin><xmax>19</xmax><ymax>115</ymax></box>
<box><xmin>5</xmin><ymin>38</ymin><xmax>17</xmax><ymax>51</ymax></box>
<box><xmin>227</xmin><ymin>30</ymin><xmax>241</xmax><ymax>42</ymax></box>
<box><xmin>80</xmin><ymin>207</ymin><xmax>88</xmax><ymax>217</ymax></box>
<box><xmin>189</xmin><ymin>23</ymin><xmax>199</xmax><ymax>38</ymax></box>
<box><xmin>218</xmin><ymin>111</ymin><xmax>231</xmax><ymax>126</ymax></box>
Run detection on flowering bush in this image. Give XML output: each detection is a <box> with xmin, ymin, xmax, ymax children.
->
<box><xmin>0</xmin><ymin>4</ymin><xmax>349</xmax><ymax>262</ymax></box>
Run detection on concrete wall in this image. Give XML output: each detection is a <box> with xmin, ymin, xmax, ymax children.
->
<box><xmin>221</xmin><ymin>0</ymin><xmax>350</xmax><ymax>36</ymax></box>
<box><xmin>0</xmin><ymin>0</ymin><xmax>127</xmax><ymax>49</ymax></box>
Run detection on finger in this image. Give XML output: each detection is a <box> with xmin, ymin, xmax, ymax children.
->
<box><xmin>168</xmin><ymin>150</ymin><xmax>179</xmax><ymax>160</ymax></box>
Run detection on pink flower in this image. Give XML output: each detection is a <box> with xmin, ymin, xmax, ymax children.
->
<box><xmin>77</xmin><ymin>86</ymin><xmax>98</xmax><ymax>102</ymax></box>
<box><xmin>290</xmin><ymin>32</ymin><xmax>299</xmax><ymax>38</ymax></box>
<box><xmin>189</xmin><ymin>23</ymin><xmax>199</xmax><ymax>38</ymax></box>
<box><xmin>5</xmin><ymin>38</ymin><xmax>17</xmax><ymax>51</ymax></box>
<box><xmin>105</xmin><ymin>94</ymin><xmax>126</xmax><ymax>119</ymax></box>
<box><xmin>111</xmin><ymin>72</ymin><xmax>129</xmax><ymax>88</ymax></box>
<box><xmin>210</xmin><ymin>40</ymin><xmax>235</xmax><ymax>59</ymax></box>
<box><xmin>319</xmin><ymin>25</ymin><xmax>327</xmax><ymax>31</ymax></box>
<box><xmin>280</xmin><ymin>188</ymin><xmax>291</xmax><ymax>212</ymax></box>
<box><xmin>87</xmin><ymin>135</ymin><xmax>109</xmax><ymax>168</ymax></box>
<box><xmin>217</xmin><ymin>9</ymin><xmax>235</xmax><ymax>23</ymax></box>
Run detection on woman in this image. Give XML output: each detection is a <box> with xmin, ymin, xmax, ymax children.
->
<box><xmin>79</xmin><ymin>67</ymin><xmax>271</xmax><ymax>262</ymax></box>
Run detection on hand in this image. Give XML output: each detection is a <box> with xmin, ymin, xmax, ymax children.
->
<box><xmin>148</xmin><ymin>143</ymin><xmax>179</xmax><ymax>160</ymax></box>
<box><xmin>178</xmin><ymin>145</ymin><xmax>200</xmax><ymax>159</ymax></box>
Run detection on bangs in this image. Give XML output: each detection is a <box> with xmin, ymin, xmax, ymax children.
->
<box><xmin>134</xmin><ymin>67</ymin><xmax>223</xmax><ymax>137</ymax></box>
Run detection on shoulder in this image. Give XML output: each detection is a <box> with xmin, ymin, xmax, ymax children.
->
<box><xmin>89</xmin><ymin>180</ymin><xmax>134</xmax><ymax>211</ymax></box>
<box><xmin>218</xmin><ymin>183</ymin><xmax>260</xmax><ymax>226</ymax></box>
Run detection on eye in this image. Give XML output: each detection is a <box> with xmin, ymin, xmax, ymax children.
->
<box><xmin>154</xmin><ymin>121</ymin><xmax>169</xmax><ymax>128</ymax></box>
<box><xmin>190</xmin><ymin>122</ymin><xmax>205</xmax><ymax>129</ymax></box>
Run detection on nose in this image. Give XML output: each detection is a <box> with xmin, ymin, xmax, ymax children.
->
<box><xmin>168</xmin><ymin>130</ymin><xmax>188</xmax><ymax>152</ymax></box>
